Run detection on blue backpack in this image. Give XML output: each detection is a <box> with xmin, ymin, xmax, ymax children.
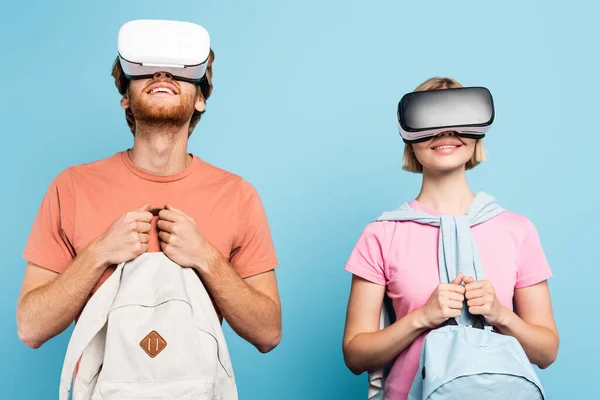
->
<box><xmin>374</xmin><ymin>192</ymin><xmax>546</xmax><ymax>400</ymax></box>
<box><xmin>407</xmin><ymin>314</ymin><xmax>545</xmax><ymax>399</ymax></box>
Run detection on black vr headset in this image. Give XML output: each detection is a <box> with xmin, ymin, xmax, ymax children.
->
<box><xmin>397</xmin><ymin>86</ymin><xmax>495</xmax><ymax>144</ymax></box>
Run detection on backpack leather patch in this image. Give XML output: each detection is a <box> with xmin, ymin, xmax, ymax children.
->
<box><xmin>140</xmin><ymin>330</ymin><xmax>167</xmax><ymax>358</ymax></box>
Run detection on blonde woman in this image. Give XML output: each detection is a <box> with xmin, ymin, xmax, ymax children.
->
<box><xmin>342</xmin><ymin>78</ymin><xmax>559</xmax><ymax>399</ymax></box>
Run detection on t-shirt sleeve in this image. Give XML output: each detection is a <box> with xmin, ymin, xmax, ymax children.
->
<box><xmin>22</xmin><ymin>169</ymin><xmax>76</xmax><ymax>273</ymax></box>
<box><xmin>515</xmin><ymin>218</ymin><xmax>552</xmax><ymax>288</ymax></box>
<box><xmin>229</xmin><ymin>180</ymin><xmax>279</xmax><ymax>278</ymax></box>
<box><xmin>345</xmin><ymin>222</ymin><xmax>387</xmax><ymax>285</ymax></box>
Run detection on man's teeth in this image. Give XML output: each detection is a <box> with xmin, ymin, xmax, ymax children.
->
<box><xmin>150</xmin><ymin>87</ymin><xmax>175</xmax><ymax>94</ymax></box>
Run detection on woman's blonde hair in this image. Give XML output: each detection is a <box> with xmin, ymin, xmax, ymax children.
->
<box><xmin>402</xmin><ymin>77</ymin><xmax>486</xmax><ymax>173</ymax></box>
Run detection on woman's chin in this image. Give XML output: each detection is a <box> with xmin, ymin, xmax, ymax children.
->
<box><xmin>421</xmin><ymin>159</ymin><xmax>469</xmax><ymax>173</ymax></box>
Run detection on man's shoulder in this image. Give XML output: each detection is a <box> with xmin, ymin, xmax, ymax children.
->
<box><xmin>67</xmin><ymin>151</ymin><xmax>122</xmax><ymax>175</ymax></box>
<box><xmin>194</xmin><ymin>157</ymin><xmax>259</xmax><ymax>196</ymax></box>
<box><xmin>49</xmin><ymin>152</ymin><xmax>123</xmax><ymax>191</ymax></box>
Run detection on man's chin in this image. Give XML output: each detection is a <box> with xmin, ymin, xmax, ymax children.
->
<box><xmin>142</xmin><ymin>99</ymin><xmax>180</xmax><ymax>112</ymax></box>
<box><xmin>145</xmin><ymin>107</ymin><xmax>181</xmax><ymax>120</ymax></box>
<box><xmin>132</xmin><ymin>104</ymin><xmax>192</xmax><ymax>125</ymax></box>
<box><xmin>138</xmin><ymin>113</ymin><xmax>189</xmax><ymax>125</ymax></box>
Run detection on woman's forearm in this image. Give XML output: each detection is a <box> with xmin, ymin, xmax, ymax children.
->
<box><xmin>344</xmin><ymin>308</ymin><xmax>429</xmax><ymax>375</ymax></box>
<box><xmin>496</xmin><ymin>306</ymin><xmax>559</xmax><ymax>369</ymax></box>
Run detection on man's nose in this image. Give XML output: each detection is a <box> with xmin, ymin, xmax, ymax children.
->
<box><xmin>153</xmin><ymin>71</ymin><xmax>173</xmax><ymax>80</ymax></box>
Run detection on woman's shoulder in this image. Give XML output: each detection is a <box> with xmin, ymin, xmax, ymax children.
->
<box><xmin>360</xmin><ymin>219</ymin><xmax>395</xmax><ymax>237</ymax></box>
<box><xmin>353</xmin><ymin>218</ymin><xmax>409</xmax><ymax>246</ymax></box>
<box><xmin>491</xmin><ymin>209</ymin><xmax>542</xmax><ymax>245</ymax></box>
<box><xmin>496</xmin><ymin>209</ymin><xmax>538</xmax><ymax>230</ymax></box>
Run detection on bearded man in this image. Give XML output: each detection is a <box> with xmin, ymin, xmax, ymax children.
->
<box><xmin>16</xmin><ymin>21</ymin><xmax>282</xmax><ymax>363</ymax></box>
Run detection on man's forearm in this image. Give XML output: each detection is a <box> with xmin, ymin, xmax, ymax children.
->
<box><xmin>197</xmin><ymin>256</ymin><xmax>281</xmax><ymax>353</ymax></box>
<box><xmin>17</xmin><ymin>243</ymin><xmax>107</xmax><ymax>348</ymax></box>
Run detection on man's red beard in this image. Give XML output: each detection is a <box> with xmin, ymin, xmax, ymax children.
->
<box><xmin>128</xmin><ymin>84</ymin><xmax>197</xmax><ymax>128</ymax></box>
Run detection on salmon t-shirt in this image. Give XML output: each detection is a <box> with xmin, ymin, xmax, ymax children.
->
<box><xmin>23</xmin><ymin>150</ymin><xmax>279</xmax><ymax>296</ymax></box>
<box><xmin>344</xmin><ymin>199</ymin><xmax>552</xmax><ymax>400</ymax></box>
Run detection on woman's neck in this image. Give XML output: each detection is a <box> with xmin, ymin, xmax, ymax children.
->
<box><xmin>415</xmin><ymin>167</ymin><xmax>475</xmax><ymax>215</ymax></box>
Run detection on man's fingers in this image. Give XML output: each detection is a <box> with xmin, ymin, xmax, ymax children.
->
<box><xmin>157</xmin><ymin>220</ymin><xmax>175</xmax><ymax>233</ymax></box>
<box><xmin>158</xmin><ymin>209</ymin><xmax>184</xmax><ymax>223</ymax></box>
<box><xmin>139</xmin><ymin>203</ymin><xmax>151</xmax><ymax>211</ymax></box>
<box><xmin>164</xmin><ymin>205</ymin><xmax>196</xmax><ymax>224</ymax></box>
<box><xmin>165</xmin><ymin>204</ymin><xmax>186</xmax><ymax>214</ymax></box>
<box><xmin>136</xmin><ymin>222</ymin><xmax>152</xmax><ymax>233</ymax></box>
<box><xmin>138</xmin><ymin>233</ymin><xmax>149</xmax><ymax>244</ymax></box>
<box><xmin>130</xmin><ymin>210</ymin><xmax>154</xmax><ymax>222</ymax></box>
<box><xmin>160</xmin><ymin>240</ymin><xmax>171</xmax><ymax>254</ymax></box>
<box><xmin>158</xmin><ymin>231</ymin><xmax>171</xmax><ymax>244</ymax></box>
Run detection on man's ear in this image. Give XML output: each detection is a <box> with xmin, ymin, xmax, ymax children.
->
<box><xmin>195</xmin><ymin>95</ymin><xmax>206</xmax><ymax>113</ymax></box>
<box><xmin>121</xmin><ymin>91</ymin><xmax>130</xmax><ymax>109</ymax></box>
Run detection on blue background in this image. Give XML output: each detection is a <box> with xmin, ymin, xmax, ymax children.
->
<box><xmin>1</xmin><ymin>0</ymin><xmax>598</xmax><ymax>398</ymax></box>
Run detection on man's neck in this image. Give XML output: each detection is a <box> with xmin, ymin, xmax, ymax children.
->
<box><xmin>128</xmin><ymin>123</ymin><xmax>191</xmax><ymax>176</ymax></box>
<box><xmin>416</xmin><ymin>167</ymin><xmax>476</xmax><ymax>215</ymax></box>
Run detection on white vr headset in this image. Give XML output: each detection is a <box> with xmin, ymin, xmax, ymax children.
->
<box><xmin>118</xmin><ymin>19</ymin><xmax>211</xmax><ymax>83</ymax></box>
<box><xmin>397</xmin><ymin>86</ymin><xmax>495</xmax><ymax>144</ymax></box>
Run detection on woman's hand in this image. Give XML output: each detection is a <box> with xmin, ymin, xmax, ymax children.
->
<box><xmin>464</xmin><ymin>276</ymin><xmax>508</xmax><ymax>326</ymax></box>
<box><xmin>417</xmin><ymin>273</ymin><xmax>466</xmax><ymax>329</ymax></box>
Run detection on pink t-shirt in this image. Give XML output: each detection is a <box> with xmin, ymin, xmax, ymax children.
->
<box><xmin>345</xmin><ymin>199</ymin><xmax>552</xmax><ymax>400</ymax></box>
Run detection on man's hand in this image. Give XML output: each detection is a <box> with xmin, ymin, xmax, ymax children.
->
<box><xmin>156</xmin><ymin>204</ymin><xmax>281</xmax><ymax>353</ymax></box>
<box><xmin>94</xmin><ymin>204</ymin><xmax>154</xmax><ymax>267</ymax></box>
<box><xmin>464</xmin><ymin>276</ymin><xmax>508</xmax><ymax>326</ymax></box>
<box><xmin>156</xmin><ymin>204</ymin><xmax>219</xmax><ymax>272</ymax></box>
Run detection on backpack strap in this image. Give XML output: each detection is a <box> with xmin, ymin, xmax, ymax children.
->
<box><xmin>59</xmin><ymin>262</ymin><xmax>126</xmax><ymax>400</ymax></box>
